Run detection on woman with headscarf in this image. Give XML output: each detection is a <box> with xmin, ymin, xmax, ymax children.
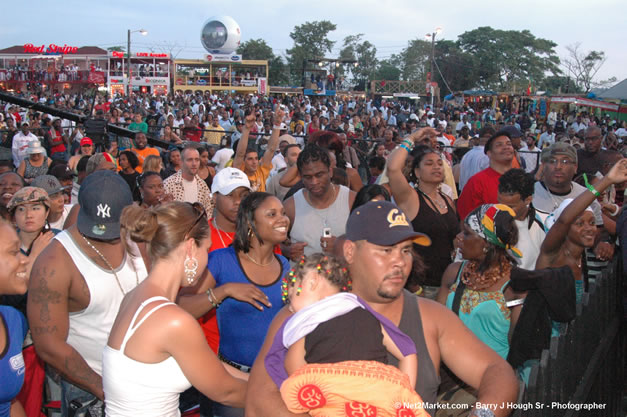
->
<box><xmin>437</xmin><ymin>204</ymin><xmax>524</xmax><ymax>359</ymax></box>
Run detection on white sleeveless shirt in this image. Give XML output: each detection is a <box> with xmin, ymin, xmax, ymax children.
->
<box><xmin>291</xmin><ymin>185</ymin><xmax>350</xmax><ymax>256</ymax></box>
<box><xmin>103</xmin><ymin>297</ymin><xmax>191</xmax><ymax>417</ymax></box>
<box><xmin>55</xmin><ymin>231</ymin><xmax>147</xmax><ymax>376</ymax></box>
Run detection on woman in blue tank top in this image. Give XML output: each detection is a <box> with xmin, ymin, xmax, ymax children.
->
<box><xmin>178</xmin><ymin>192</ymin><xmax>290</xmax><ymax>417</ymax></box>
<box><xmin>0</xmin><ymin>219</ymin><xmax>29</xmax><ymax>417</ymax></box>
<box><xmin>437</xmin><ymin>204</ymin><xmax>525</xmax><ymax>359</ymax></box>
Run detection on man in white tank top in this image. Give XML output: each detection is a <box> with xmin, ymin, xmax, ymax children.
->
<box><xmin>28</xmin><ymin>171</ymin><xmax>147</xmax><ymax>417</ymax></box>
<box><xmin>283</xmin><ymin>144</ymin><xmax>356</xmax><ymax>259</ymax></box>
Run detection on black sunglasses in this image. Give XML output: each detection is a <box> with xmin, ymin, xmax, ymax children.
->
<box><xmin>186</xmin><ymin>202</ymin><xmax>207</xmax><ymax>236</ymax></box>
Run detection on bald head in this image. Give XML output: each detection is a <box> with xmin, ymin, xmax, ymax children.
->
<box><xmin>584</xmin><ymin>126</ymin><xmax>603</xmax><ymax>154</ymax></box>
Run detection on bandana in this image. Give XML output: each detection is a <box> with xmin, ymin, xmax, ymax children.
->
<box><xmin>465</xmin><ymin>204</ymin><xmax>522</xmax><ymax>258</ymax></box>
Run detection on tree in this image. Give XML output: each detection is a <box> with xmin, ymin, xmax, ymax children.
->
<box><xmin>106</xmin><ymin>46</ymin><xmax>125</xmax><ymax>52</ymax></box>
<box><xmin>237</xmin><ymin>39</ymin><xmax>274</xmax><ymax>60</ymax></box>
<box><xmin>457</xmin><ymin>27</ymin><xmax>561</xmax><ymax>90</ymax></box>
<box><xmin>286</xmin><ymin>21</ymin><xmax>337</xmax><ymax>85</ymax></box>
<box><xmin>338</xmin><ymin>34</ymin><xmax>378</xmax><ymax>88</ymax></box>
<box><xmin>562</xmin><ymin>43</ymin><xmax>615</xmax><ymax>93</ymax></box>
<box><xmin>269</xmin><ymin>56</ymin><xmax>290</xmax><ymax>86</ymax></box>
<box><xmin>538</xmin><ymin>75</ymin><xmax>582</xmax><ymax>95</ymax></box>
<box><xmin>430</xmin><ymin>40</ymin><xmax>479</xmax><ymax>93</ymax></box>
<box><xmin>238</xmin><ymin>39</ymin><xmax>289</xmax><ymax>86</ymax></box>
<box><xmin>375</xmin><ymin>59</ymin><xmax>401</xmax><ymax>81</ymax></box>
<box><xmin>394</xmin><ymin>39</ymin><xmax>431</xmax><ymax>81</ymax></box>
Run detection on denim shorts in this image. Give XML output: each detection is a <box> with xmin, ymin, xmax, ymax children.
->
<box><xmin>60</xmin><ymin>379</ymin><xmax>103</xmax><ymax>417</ymax></box>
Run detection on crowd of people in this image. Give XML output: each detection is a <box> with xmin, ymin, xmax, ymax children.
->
<box><xmin>0</xmin><ymin>88</ymin><xmax>626</xmax><ymax>417</ymax></box>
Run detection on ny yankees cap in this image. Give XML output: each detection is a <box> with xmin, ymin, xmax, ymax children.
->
<box><xmin>77</xmin><ymin>170</ymin><xmax>133</xmax><ymax>240</ymax></box>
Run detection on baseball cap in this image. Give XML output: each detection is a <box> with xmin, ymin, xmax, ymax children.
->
<box><xmin>541</xmin><ymin>142</ymin><xmax>578</xmax><ymax>164</ymax></box>
<box><xmin>31</xmin><ymin>175</ymin><xmax>69</xmax><ymax>196</ymax></box>
<box><xmin>346</xmin><ymin>201</ymin><xmax>431</xmax><ymax>247</ymax></box>
<box><xmin>80</xmin><ymin>137</ymin><xmax>94</xmax><ymax>146</ymax></box>
<box><xmin>211</xmin><ymin>167</ymin><xmax>251</xmax><ymax>195</ymax></box>
<box><xmin>7</xmin><ymin>187</ymin><xmax>50</xmax><ymax>212</ymax></box>
<box><xmin>49</xmin><ymin>164</ymin><xmax>76</xmax><ymax>180</ymax></box>
<box><xmin>77</xmin><ymin>171</ymin><xmax>133</xmax><ymax>240</ymax></box>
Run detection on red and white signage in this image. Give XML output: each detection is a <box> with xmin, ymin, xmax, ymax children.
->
<box><xmin>110</xmin><ymin>51</ymin><xmax>170</xmax><ymax>59</ymax></box>
<box><xmin>23</xmin><ymin>43</ymin><xmax>78</xmax><ymax>54</ymax></box>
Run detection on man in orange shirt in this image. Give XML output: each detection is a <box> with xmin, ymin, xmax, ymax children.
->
<box><xmin>132</xmin><ymin>132</ymin><xmax>159</xmax><ymax>173</ymax></box>
<box><xmin>232</xmin><ymin>109</ymin><xmax>283</xmax><ymax>192</ymax></box>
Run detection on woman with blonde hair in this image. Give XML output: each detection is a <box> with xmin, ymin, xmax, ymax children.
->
<box><xmin>103</xmin><ymin>202</ymin><xmax>246</xmax><ymax>416</ymax></box>
<box><xmin>142</xmin><ymin>155</ymin><xmax>163</xmax><ymax>177</ymax></box>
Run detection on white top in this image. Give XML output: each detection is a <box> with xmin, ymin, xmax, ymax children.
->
<box><xmin>103</xmin><ymin>297</ymin><xmax>191</xmax><ymax>417</ymax></box>
<box><xmin>514</xmin><ymin>214</ymin><xmax>546</xmax><ymax>270</ymax></box>
<box><xmin>459</xmin><ymin>146</ymin><xmax>489</xmax><ymax>191</ymax></box>
<box><xmin>55</xmin><ymin>231</ymin><xmax>147</xmax><ymax>376</ymax></box>
<box><xmin>211</xmin><ymin>148</ymin><xmax>234</xmax><ymax>172</ymax></box>
<box><xmin>12</xmin><ymin>132</ymin><xmax>38</xmax><ymax>168</ymax></box>
<box><xmin>182</xmin><ymin>177</ymin><xmax>198</xmax><ymax>203</ymax></box>
<box><xmin>48</xmin><ymin>204</ymin><xmax>73</xmax><ymax>230</ymax></box>
<box><xmin>291</xmin><ymin>185</ymin><xmax>350</xmax><ymax>256</ymax></box>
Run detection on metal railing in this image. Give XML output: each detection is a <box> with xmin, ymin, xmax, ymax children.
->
<box><xmin>512</xmin><ymin>257</ymin><xmax>624</xmax><ymax>417</ymax></box>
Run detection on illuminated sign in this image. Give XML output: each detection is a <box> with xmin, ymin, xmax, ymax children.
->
<box><xmin>111</xmin><ymin>51</ymin><xmax>170</xmax><ymax>58</ymax></box>
<box><xmin>23</xmin><ymin>43</ymin><xmax>78</xmax><ymax>54</ymax></box>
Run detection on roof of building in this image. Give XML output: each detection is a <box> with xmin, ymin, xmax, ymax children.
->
<box><xmin>598</xmin><ymin>78</ymin><xmax>627</xmax><ymax>100</ymax></box>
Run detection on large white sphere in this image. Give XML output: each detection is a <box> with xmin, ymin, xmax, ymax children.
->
<box><xmin>200</xmin><ymin>15</ymin><xmax>241</xmax><ymax>54</ymax></box>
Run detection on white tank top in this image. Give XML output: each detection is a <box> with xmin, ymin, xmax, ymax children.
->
<box><xmin>103</xmin><ymin>297</ymin><xmax>191</xmax><ymax>417</ymax></box>
<box><xmin>55</xmin><ymin>231</ymin><xmax>147</xmax><ymax>376</ymax></box>
<box><xmin>291</xmin><ymin>185</ymin><xmax>350</xmax><ymax>256</ymax></box>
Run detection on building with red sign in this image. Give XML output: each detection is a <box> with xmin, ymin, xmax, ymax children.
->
<box><xmin>107</xmin><ymin>51</ymin><xmax>170</xmax><ymax>95</ymax></box>
<box><xmin>0</xmin><ymin>44</ymin><xmax>108</xmax><ymax>93</ymax></box>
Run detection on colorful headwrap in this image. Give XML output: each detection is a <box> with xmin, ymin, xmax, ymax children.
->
<box><xmin>465</xmin><ymin>204</ymin><xmax>522</xmax><ymax>258</ymax></box>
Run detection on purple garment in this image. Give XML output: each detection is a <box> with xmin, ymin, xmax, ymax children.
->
<box><xmin>264</xmin><ymin>295</ymin><xmax>416</xmax><ymax>387</ymax></box>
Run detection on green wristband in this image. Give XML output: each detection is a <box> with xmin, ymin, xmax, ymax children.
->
<box><xmin>583</xmin><ymin>174</ymin><xmax>600</xmax><ymax>197</ymax></box>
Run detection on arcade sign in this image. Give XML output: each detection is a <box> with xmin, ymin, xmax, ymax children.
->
<box><xmin>110</xmin><ymin>51</ymin><xmax>170</xmax><ymax>58</ymax></box>
<box><xmin>23</xmin><ymin>43</ymin><xmax>78</xmax><ymax>54</ymax></box>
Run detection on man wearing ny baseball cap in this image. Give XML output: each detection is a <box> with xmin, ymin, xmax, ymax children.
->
<box><xmin>247</xmin><ymin>200</ymin><xmax>520</xmax><ymax>417</ymax></box>
<box><xmin>28</xmin><ymin>171</ymin><xmax>148</xmax><ymax>412</ymax></box>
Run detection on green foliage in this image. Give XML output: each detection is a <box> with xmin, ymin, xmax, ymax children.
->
<box><xmin>376</xmin><ymin>59</ymin><xmax>401</xmax><ymax>81</ymax></box>
<box><xmin>431</xmin><ymin>40</ymin><xmax>479</xmax><ymax>92</ymax></box>
<box><xmin>538</xmin><ymin>75</ymin><xmax>582</xmax><ymax>95</ymax></box>
<box><xmin>286</xmin><ymin>20</ymin><xmax>337</xmax><ymax>85</ymax></box>
<box><xmin>269</xmin><ymin>56</ymin><xmax>290</xmax><ymax>86</ymax></box>
<box><xmin>106</xmin><ymin>46</ymin><xmax>125</xmax><ymax>52</ymax></box>
<box><xmin>457</xmin><ymin>26</ymin><xmax>561</xmax><ymax>90</ymax></box>
<box><xmin>338</xmin><ymin>34</ymin><xmax>378</xmax><ymax>87</ymax></box>
<box><xmin>237</xmin><ymin>39</ymin><xmax>274</xmax><ymax>61</ymax></box>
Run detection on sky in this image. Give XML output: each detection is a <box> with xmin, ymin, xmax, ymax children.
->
<box><xmin>3</xmin><ymin>0</ymin><xmax>625</xmax><ymax>86</ymax></box>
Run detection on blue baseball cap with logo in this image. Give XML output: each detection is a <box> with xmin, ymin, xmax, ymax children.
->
<box><xmin>77</xmin><ymin>171</ymin><xmax>133</xmax><ymax>240</ymax></box>
<box><xmin>346</xmin><ymin>201</ymin><xmax>431</xmax><ymax>246</ymax></box>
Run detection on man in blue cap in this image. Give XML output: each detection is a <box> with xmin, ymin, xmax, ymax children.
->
<box><xmin>247</xmin><ymin>201</ymin><xmax>519</xmax><ymax>417</ymax></box>
<box><xmin>28</xmin><ymin>171</ymin><xmax>148</xmax><ymax>416</ymax></box>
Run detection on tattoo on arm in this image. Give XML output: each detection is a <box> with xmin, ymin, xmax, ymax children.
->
<box><xmin>31</xmin><ymin>325</ymin><xmax>59</xmax><ymax>336</ymax></box>
<box><xmin>30</xmin><ymin>267</ymin><xmax>62</xmax><ymax>323</ymax></box>
<box><xmin>63</xmin><ymin>349</ymin><xmax>102</xmax><ymax>393</ymax></box>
